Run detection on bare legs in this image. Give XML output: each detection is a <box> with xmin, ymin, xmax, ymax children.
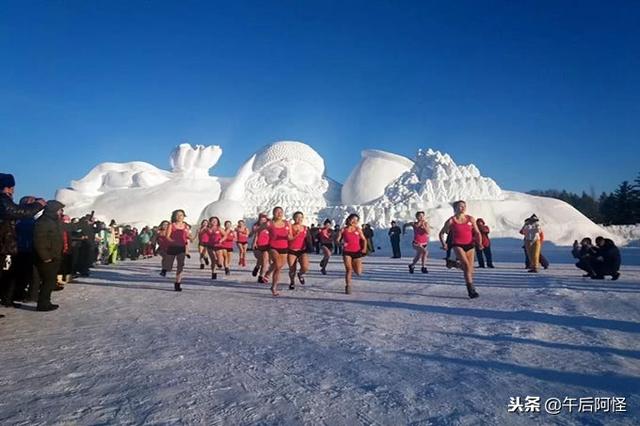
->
<box><xmin>238</xmin><ymin>243</ymin><xmax>247</xmax><ymax>266</ymax></box>
<box><xmin>267</xmin><ymin>250</ymin><xmax>287</xmax><ymax>296</ymax></box>
<box><xmin>288</xmin><ymin>253</ymin><xmax>309</xmax><ymax>288</ymax></box>
<box><xmin>320</xmin><ymin>246</ymin><xmax>332</xmax><ymax>274</ymax></box>
<box><xmin>453</xmin><ymin>246</ymin><xmax>479</xmax><ymax>298</ymax></box>
<box><xmin>343</xmin><ymin>255</ymin><xmax>363</xmax><ymax>294</ymax></box>
<box><xmin>409</xmin><ymin>244</ymin><xmax>428</xmax><ymax>273</ymax></box>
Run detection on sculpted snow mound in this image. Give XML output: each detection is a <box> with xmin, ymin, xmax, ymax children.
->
<box><xmin>381</xmin><ymin>148</ymin><xmax>503</xmax><ymax>209</ymax></box>
<box><xmin>57</xmin><ymin>142</ymin><xmax>625</xmax><ymax>246</ymax></box>
<box><xmin>341</xmin><ymin>150</ymin><xmax>414</xmax><ymax>205</ymax></box>
<box><xmin>56</xmin><ymin>144</ymin><xmax>223</xmax><ymax>227</ymax></box>
<box><xmin>224</xmin><ymin>141</ymin><xmax>341</xmax><ymax>221</ymax></box>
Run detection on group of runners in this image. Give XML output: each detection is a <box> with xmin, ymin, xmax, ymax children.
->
<box><xmin>154</xmin><ymin>200</ymin><xmax>482</xmax><ymax>299</ymax></box>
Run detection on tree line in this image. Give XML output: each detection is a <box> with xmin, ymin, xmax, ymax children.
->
<box><xmin>528</xmin><ymin>173</ymin><xmax>640</xmax><ymax>225</ymax></box>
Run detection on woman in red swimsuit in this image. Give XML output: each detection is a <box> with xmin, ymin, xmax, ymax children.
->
<box><xmin>318</xmin><ymin>219</ymin><xmax>334</xmax><ymax>275</ymax></box>
<box><xmin>206</xmin><ymin>216</ymin><xmax>225</xmax><ymax>280</ymax></box>
<box><xmin>402</xmin><ymin>211</ymin><xmax>430</xmax><ymax>274</ymax></box>
<box><xmin>265</xmin><ymin>207</ymin><xmax>291</xmax><ymax>296</ymax></box>
<box><xmin>287</xmin><ymin>211</ymin><xmax>310</xmax><ymax>290</ymax></box>
<box><xmin>251</xmin><ymin>213</ymin><xmax>271</xmax><ymax>284</ymax></box>
<box><xmin>438</xmin><ymin>200</ymin><xmax>482</xmax><ymax>298</ymax></box>
<box><xmin>264</xmin><ymin>206</ymin><xmax>291</xmax><ymax>296</ymax></box>
<box><xmin>161</xmin><ymin>209</ymin><xmax>192</xmax><ymax>292</ymax></box>
<box><xmin>338</xmin><ymin>213</ymin><xmax>368</xmax><ymax>294</ymax></box>
<box><xmin>220</xmin><ymin>220</ymin><xmax>235</xmax><ymax>275</ymax></box>
<box><xmin>235</xmin><ymin>220</ymin><xmax>249</xmax><ymax>267</ymax></box>
<box><xmin>197</xmin><ymin>219</ymin><xmax>210</xmax><ymax>270</ymax></box>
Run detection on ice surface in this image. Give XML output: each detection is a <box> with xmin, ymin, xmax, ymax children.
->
<box><xmin>1</xmin><ymin>252</ymin><xmax>638</xmax><ymax>425</ymax></box>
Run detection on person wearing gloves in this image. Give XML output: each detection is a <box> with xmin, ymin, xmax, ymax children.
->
<box><xmin>0</xmin><ymin>173</ymin><xmax>46</xmax><ymax>308</ymax></box>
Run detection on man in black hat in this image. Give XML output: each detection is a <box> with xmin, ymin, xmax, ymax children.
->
<box><xmin>33</xmin><ymin>200</ymin><xmax>65</xmax><ymax>311</ymax></box>
<box><xmin>0</xmin><ymin>173</ymin><xmax>46</xmax><ymax>308</ymax></box>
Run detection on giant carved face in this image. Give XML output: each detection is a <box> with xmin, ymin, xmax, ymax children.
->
<box><xmin>243</xmin><ymin>141</ymin><xmax>330</xmax><ymax>215</ymax></box>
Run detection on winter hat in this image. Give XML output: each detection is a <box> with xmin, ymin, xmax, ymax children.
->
<box><xmin>43</xmin><ymin>200</ymin><xmax>65</xmax><ymax>218</ymax></box>
<box><xmin>529</xmin><ymin>214</ymin><xmax>539</xmax><ymax>222</ymax></box>
<box><xmin>0</xmin><ymin>173</ymin><xmax>16</xmax><ymax>189</ymax></box>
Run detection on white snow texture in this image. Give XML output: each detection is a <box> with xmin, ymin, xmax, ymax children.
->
<box><xmin>57</xmin><ymin>141</ymin><xmax>622</xmax><ymax>245</ymax></box>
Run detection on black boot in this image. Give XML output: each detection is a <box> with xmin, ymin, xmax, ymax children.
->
<box><xmin>36</xmin><ymin>304</ymin><xmax>59</xmax><ymax>312</ymax></box>
<box><xmin>159</xmin><ymin>269</ymin><xmax>167</xmax><ymax>277</ymax></box>
<box><xmin>467</xmin><ymin>285</ymin><xmax>479</xmax><ymax>299</ymax></box>
<box><xmin>224</xmin><ymin>267</ymin><xmax>230</xmax><ymax>275</ymax></box>
<box><xmin>252</xmin><ymin>266</ymin><xmax>259</xmax><ymax>277</ymax></box>
<box><xmin>421</xmin><ymin>267</ymin><xmax>428</xmax><ymax>274</ymax></box>
<box><xmin>211</xmin><ymin>272</ymin><xmax>217</xmax><ymax>280</ymax></box>
<box><xmin>174</xmin><ymin>282</ymin><xmax>182</xmax><ymax>292</ymax></box>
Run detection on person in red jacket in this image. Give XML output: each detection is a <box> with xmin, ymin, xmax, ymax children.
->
<box><xmin>475</xmin><ymin>218</ymin><xmax>494</xmax><ymax>268</ymax></box>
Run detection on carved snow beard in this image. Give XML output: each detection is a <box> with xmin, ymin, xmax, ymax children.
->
<box><xmin>243</xmin><ymin>174</ymin><xmax>329</xmax><ymax>217</ymax></box>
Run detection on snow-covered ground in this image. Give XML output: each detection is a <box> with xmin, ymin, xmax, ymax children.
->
<box><xmin>1</xmin><ymin>250</ymin><xmax>639</xmax><ymax>425</ymax></box>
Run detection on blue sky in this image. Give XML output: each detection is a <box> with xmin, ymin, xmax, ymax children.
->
<box><xmin>1</xmin><ymin>0</ymin><xmax>638</xmax><ymax>200</ymax></box>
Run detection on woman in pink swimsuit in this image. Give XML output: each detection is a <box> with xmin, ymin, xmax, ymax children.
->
<box><xmin>220</xmin><ymin>220</ymin><xmax>235</xmax><ymax>275</ymax></box>
<box><xmin>197</xmin><ymin>219</ymin><xmax>210</xmax><ymax>270</ymax></box>
<box><xmin>265</xmin><ymin>206</ymin><xmax>291</xmax><ymax>296</ymax></box>
<box><xmin>338</xmin><ymin>213</ymin><xmax>368</xmax><ymax>294</ymax></box>
<box><xmin>287</xmin><ymin>211</ymin><xmax>310</xmax><ymax>290</ymax></box>
<box><xmin>251</xmin><ymin>213</ymin><xmax>271</xmax><ymax>284</ymax></box>
<box><xmin>318</xmin><ymin>219</ymin><xmax>334</xmax><ymax>275</ymax></box>
<box><xmin>402</xmin><ymin>211</ymin><xmax>430</xmax><ymax>274</ymax></box>
<box><xmin>438</xmin><ymin>200</ymin><xmax>482</xmax><ymax>299</ymax></box>
<box><xmin>235</xmin><ymin>220</ymin><xmax>249</xmax><ymax>267</ymax></box>
<box><xmin>161</xmin><ymin>209</ymin><xmax>192</xmax><ymax>292</ymax></box>
<box><xmin>206</xmin><ymin>216</ymin><xmax>226</xmax><ymax>280</ymax></box>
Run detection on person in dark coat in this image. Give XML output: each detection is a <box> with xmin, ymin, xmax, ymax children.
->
<box><xmin>363</xmin><ymin>224</ymin><xmax>375</xmax><ymax>254</ymax></box>
<box><xmin>33</xmin><ymin>200</ymin><xmax>65</xmax><ymax>311</ymax></box>
<box><xmin>590</xmin><ymin>238</ymin><xmax>621</xmax><ymax>280</ymax></box>
<box><xmin>572</xmin><ymin>237</ymin><xmax>597</xmax><ymax>277</ymax></box>
<box><xmin>0</xmin><ymin>173</ymin><xmax>46</xmax><ymax>308</ymax></box>
<box><xmin>388</xmin><ymin>221</ymin><xmax>402</xmax><ymax>258</ymax></box>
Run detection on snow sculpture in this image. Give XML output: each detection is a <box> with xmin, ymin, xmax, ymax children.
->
<box><xmin>56</xmin><ymin>144</ymin><xmax>224</xmax><ymax>227</ymax></box>
<box><xmin>170</xmin><ymin>144</ymin><xmax>222</xmax><ymax>178</ymax></box>
<box><xmin>341</xmin><ymin>149</ymin><xmax>414</xmax><ymax>205</ymax></box>
<box><xmin>226</xmin><ymin>141</ymin><xmax>342</xmax><ymax>220</ymax></box>
<box><xmin>56</xmin><ymin>141</ymin><xmax>624</xmax><ymax>246</ymax></box>
<box><xmin>381</xmin><ymin>148</ymin><xmax>504</xmax><ymax>208</ymax></box>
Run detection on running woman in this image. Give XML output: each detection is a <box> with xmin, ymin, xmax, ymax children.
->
<box><xmin>338</xmin><ymin>213</ymin><xmax>367</xmax><ymax>294</ymax></box>
<box><xmin>318</xmin><ymin>219</ymin><xmax>334</xmax><ymax>275</ymax></box>
<box><xmin>206</xmin><ymin>216</ymin><xmax>224</xmax><ymax>280</ymax></box>
<box><xmin>220</xmin><ymin>220</ymin><xmax>235</xmax><ymax>275</ymax></box>
<box><xmin>265</xmin><ymin>206</ymin><xmax>291</xmax><ymax>296</ymax></box>
<box><xmin>251</xmin><ymin>213</ymin><xmax>271</xmax><ymax>283</ymax></box>
<box><xmin>162</xmin><ymin>210</ymin><xmax>192</xmax><ymax>292</ymax></box>
<box><xmin>197</xmin><ymin>219</ymin><xmax>210</xmax><ymax>269</ymax></box>
<box><xmin>287</xmin><ymin>211</ymin><xmax>310</xmax><ymax>290</ymax></box>
<box><xmin>402</xmin><ymin>211</ymin><xmax>430</xmax><ymax>274</ymax></box>
<box><xmin>438</xmin><ymin>200</ymin><xmax>482</xmax><ymax>299</ymax></box>
<box><xmin>236</xmin><ymin>220</ymin><xmax>249</xmax><ymax>267</ymax></box>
